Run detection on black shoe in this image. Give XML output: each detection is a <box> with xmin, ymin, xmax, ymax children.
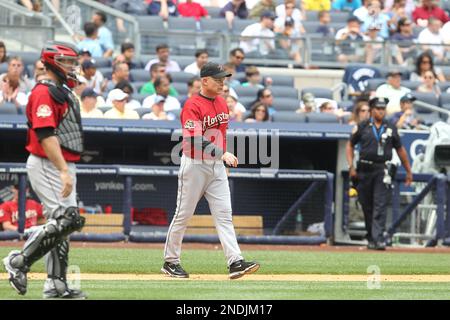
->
<box><xmin>43</xmin><ymin>288</ymin><xmax>87</xmax><ymax>299</ymax></box>
<box><xmin>367</xmin><ymin>241</ymin><xmax>377</xmax><ymax>250</ymax></box>
<box><xmin>3</xmin><ymin>250</ymin><xmax>28</xmax><ymax>295</ymax></box>
<box><xmin>161</xmin><ymin>262</ymin><xmax>189</xmax><ymax>278</ymax></box>
<box><xmin>375</xmin><ymin>242</ymin><xmax>386</xmax><ymax>251</ymax></box>
<box><xmin>229</xmin><ymin>260</ymin><xmax>260</xmax><ymax>280</ymax></box>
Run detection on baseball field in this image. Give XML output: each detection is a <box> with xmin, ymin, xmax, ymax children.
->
<box><xmin>0</xmin><ymin>242</ymin><xmax>449</xmax><ymax>300</ymax></box>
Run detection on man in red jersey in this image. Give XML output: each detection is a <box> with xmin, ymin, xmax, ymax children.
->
<box><xmin>2</xmin><ymin>41</ymin><xmax>86</xmax><ymax>299</ymax></box>
<box><xmin>162</xmin><ymin>62</ymin><xmax>260</xmax><ymax>280</ymax></box>
<box><xmin>0</xmin><ymin>183</ymin><xmax>44</xmax><ymax>232</ymax></box>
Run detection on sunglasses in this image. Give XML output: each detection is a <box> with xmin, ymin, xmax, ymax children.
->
<box><xmin>234</xmin><ymin>55</ymin><xmax>245</xmax><ymax>60</ymax></box>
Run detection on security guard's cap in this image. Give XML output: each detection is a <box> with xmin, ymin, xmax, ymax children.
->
<box><xmin>369</xmin><ymin>97</ymin><xmax>389</xmax><ymax>109</ymax></box>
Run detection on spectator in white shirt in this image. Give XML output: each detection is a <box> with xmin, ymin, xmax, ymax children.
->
<box><xmin>80</xmin><ymin>88</ymin><xmax>104</xmax><ymax>118</ymax></box>
<box><xmin>417</xmin><ymin>17</ymin><xmax>446</xmax><ymax>61</ymax></box>
<box><xmin>0</xmin><ymin>75</ymin><xmax>28</xmax><ymax>108</ymax></box>
<box><xmin>375</xmin><ymin>70</ymin><xmax>411</xmax><ymax>115</ymax></box>
<box><xmin>81</xmin><ymin>58</ymin><xmax>105</xmax><ymax>94</ymax></box>
<box><xmin>145</xmin><ymin>43</ymin><xmax>181</xmax><ymax>72</ymax></box>
<box><xmin>239</xmin><ymin>10</ymin><xmax>276</xmax><ymax>56</ymax></box>
<box><xmin>274</xmin><ymin>0</ymin><xmax>305</xmax><ymax>34</ymax></box>
<box><xmin>104</xmin><ymin>89</ymin><xmax>140</xmax><ymax>119</ymax></box>
<box><xmin>142</xmin><ymin>76</ymin><xmax>181</xmax><ymax>111</ymax></box>
<box><xmin>142</xmin><ymin>95</ymin><xmax>176</xmax><ymax>120</ymax></box>
<box><xmin>184</xmin><ymin>49</ymin><xmax>209</xmax><ymax>76</ymax></box>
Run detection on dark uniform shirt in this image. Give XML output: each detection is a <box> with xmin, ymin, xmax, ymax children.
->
<box><xmin>350</xmin><ymin>118</ymin><xmax>402</xmax><ymax>163</ymax></box>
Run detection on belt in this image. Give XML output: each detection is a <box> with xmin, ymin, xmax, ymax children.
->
<box><xmin>357</xmin><ymin>160</ymin><xmax>385</xmax><ymax>171</ymax></box>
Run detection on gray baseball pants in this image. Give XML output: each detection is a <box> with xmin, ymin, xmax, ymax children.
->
<box><xmin>164</xmin><ymin>155</ymin><xmax>243</xmax><ymax>266</ymax></box>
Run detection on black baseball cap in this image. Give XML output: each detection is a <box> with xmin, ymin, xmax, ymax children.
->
<box><xmin>387</xmin><ymin>69</ymin><xmax>403</xmax><ymax>77</ymax></box>
<box><xmin>81</xmin><ymin>88</ymin><xmax>98</xmax><ymax>99</ymax></box>
<box><xmin>200</xmin><ymin>62</ymin><xmax>232</xmax><ymax>79</ymax></box>
<box><xmin>261</xmin><ymin>10</ymin><xmax>276</xmax><ymax>20</ymax></box>
<box><xmin>400</xmin><ymin>93</ymin><xmax>417</xmax><ymax>103</ymax></box>
<box><xmin>369</xmin><ymin>97</ymin><xmax>389</xmax><ymax>108</ymax></box>
<box><xmin>82</xmin><ymin>59</ymin><xmax>97</xmax><ymax>70</ymax></box>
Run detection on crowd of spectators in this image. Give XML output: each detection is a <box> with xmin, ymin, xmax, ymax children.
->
<box><xmin>3</xmin><ymin>1</ymin><xmax>450</xmax><ymax>127</ymax></box>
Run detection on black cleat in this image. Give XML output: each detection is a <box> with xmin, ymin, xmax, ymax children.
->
<box><xmin>3</xmin><ymin>250</ymin><xmax>28</xmax><ymax>295</ymax></box>
<box><xmin>43</xmin><ymin>288</ymin><xmax>87</xmax><ymax>299</ymax></box>
<box><xmin>367</xmin><ymin>241</ymin><xmax>377</xmax><ymax>250</ymax></box>
<box><xmin>375</xmin><ymin>242</ymin><xmax>386</xmax><ymax>251</ymax></box>
<box><xmin>161</xmin><ymin>262</ymin><xmax>189</xmax><ymax>278</ymax></box>
<box><xmin>229</xmin><ymin>260</ymin><xmax>260</xmax><ymax>280</ymax></box>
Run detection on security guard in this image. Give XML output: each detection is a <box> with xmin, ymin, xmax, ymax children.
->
<box><xmin>346</xmin><ymin>97</ymin><xmax>413</xmax><ymax>250</ymax></box>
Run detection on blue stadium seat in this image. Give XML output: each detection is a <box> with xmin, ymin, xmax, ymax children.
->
<box><xmin>132</xmin><ymin>94</ymin><xmax>148</xmax><ymax>104</ymax></box>
<box><xmin>130</xmin><ymin>69</ymin><xmax>150</xmax><ymax>82</ymax></box>
<box><xmin>378</xmin><ymin>66</ymin><xmax>410</xmax><ymax>80</ymax></box>
<box><xmin>172</xmin><ymin>82</ymin><xmax>189</xmax><ymax>96</ymax></box>
<box><xmin>329</xmin><ymin>11</ymin><xmax>351</xmax><ymax>23</ymax></box>
<box><xmin>439</xmin><ymin>92</ymin><xmax>450</xmax><ymax>110</ymax></box>
<box><xmin>438</xmin><ymin>81</ymin><xmax>450</xmax><ymax>92</ymax></box>
<box><xmin>338</xmin><ymin>100</ymin><xmax>355</xmax><ymax>112</ymax></box>
<box><xmin>200</xmin><ymin>18</ymin><xmax>230</xmax><ymax>33</ymax></box>
<box><xmin>306</xmin><ymin>112</ymin><xmax>340</xmax><ymax>123</ymax></box>
<box><xmin>98</xmin><ymin>106</ymin><xmax>111</xmax><ymax>114</ymax></box>
<box><xmin>232</xmin><ymin>19</ymin><xmax>256</xmax><ymax>34</ymax></box>
<box><xmin>272</xmin><ymin>111</ymin><xmax>306</xmax><ymax>123</ymax></box>
<box><xmin>234</xmin><ymin>86</ymin><xmax>259</xmax><ymax>98</ymax></box>
<box><xmin>93</xmin><ymin>57</ymin><xmax>112</xmax><ymax>68</ymax></box>
<box><xmin>0</xmin><ymin>63</ymin><xmax>8</xmax><ymax>74</ymax></box>
<box><xmin>366</xmin><ymin>78</ymin><xmax>385</xmax><ymax>91</ymax></box>
<box><xmin>269</xmin><ymin>75</ymin><xmax>294</xmax><ymax>87</ymax></box>
<box><xmin>272</xmin><ymin>97</ymin><xmax>300</xmax><ymax>111</ymax></box>
<box><xmin>302</xmin><ymin>21</ymin><xmax>322</xmax><ymax>33</ymax></box>
<box><xmin>168</xmin><ymin>16</ymin><xmax>198</xmax><ymax>30</ymax></box>
<box><xmin>137</xmin><ymin>16</ymin><xmax>166</xmax><ymax>32</ymax></box>
<box><xmin>169</xmin><ymin>71</ymin><xmax>197</xmax><ymax>83</ymax></box>
<box><xmin>270</xmin><ymin>86</ymin><xmax>299</xmax><ymax>99</ymax></box>
<box><xmin>171</xmin><ymin>108</ymin><xmax>182</xmax><ymax>120</ymax></box>
<box><xmin>204</xmin><ymin>6</ymin><xmax>222</xmax><ymax>18</ymax></box>
<box><xmin>8</xmin><ymin>51</ymin><xmax>40</xmax><ymax>66</ymax></box>
<box><xmin>135</xmin><ymin>107</ymin><xmax>151</xmax><ymax>118</ymax></box>
<box><xmin>402</xmin><ymin>81</ymin><xmax>422</xmax><ymax>91</ymax></box>
<box><xmin>98</xmin><ymin>67</ymin><xmax>112</xmax><ymax>80</ymax></box>
<box><xmin>301</xmin><ymin>87</ymin><xmax>333</xmax><ymax>100</ymax></box>
<box><xmin>133</xmin><ymin>81</ymin><xmax>147</xmax><ymax>93</ymax></box>
<box><xmin>239</xmin><ymin>96</ymin><xmax>256</xmax><ymax>109</ymax></box>
<box><xmin>413</xmin><ymin>92</ymin><xmax>439</xmax><ymax>111</ymax></box>
<box><xmin>175</xmin><ymin>57</ymin><xmax>196</xmax><ymax>70</ymax></box>
<box><xmin>0</xmin><ymin>102</ymin><xmax>18</xmax><ymax>114</ymax></box>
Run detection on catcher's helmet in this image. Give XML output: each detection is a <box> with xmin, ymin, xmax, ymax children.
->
<box><xmin>41</xmin><ymin>41</ymin><xmax>80</xmax><ymax>88</ymax></box>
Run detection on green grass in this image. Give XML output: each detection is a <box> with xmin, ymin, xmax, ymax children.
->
<box><xmin>1</xmin><ymin>281</ymin><xmax>449</xmax><ymax>300</ymax></box>
<box><xmin>1</xmin><ymin>246</ymin><xmax>449</xmax><ymax>275</ymax></box>
<box><xmin>1</xmin><ymin>245</ymin><xmax>449</xmax><ymax>299</ymax></box>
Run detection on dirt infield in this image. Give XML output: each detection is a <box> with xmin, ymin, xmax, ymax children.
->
<box><xmin>1</xmin><ymin>273</ymin><xmax>449</xmax><ymax>282</ymax></box>
<box><xmin>2</xmin><ymin>241</ymin><xmax>449</xmax><ymax>254</ymax></box>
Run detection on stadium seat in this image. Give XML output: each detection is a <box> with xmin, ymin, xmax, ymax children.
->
<box><xmin>302</xmin><ymin>21</ymin><xmax>322</xmax><ymax>33</ymax></box>
<box><xmin>98</xmin><ymin>67</ymin><xmax>112</xmax><ymax>80</ymax></box>
<box><xmin>413</xmin><ymin>92</ymin><xmax>439</xmax><ymax>111</ymax></box>
<box><xmin>269</xmin><ymin>75</ymin><xmax>294</xmax><ymax>87</ymax></box>
<box><xmin>234</xmin><ymin>86</ymin><xmax>259</xmax><ymax>98</ymax></box>
<box><xmin>306</xmin><ymin>112</ymin><xmax>340</xmax><ymax>123</ymax></box>
<box><xmin>137</xmin><ymin>16</ymin><xmax>166</xmax><ymax>32</ymax></box>
<box><xmin>204</xmin><ymin>6</ymin><xmax>222</xmax><ymax>18</ymax></box>
<box><xmin>8</xmin><ymin>51</ymin><xmax>40</xmax><ymax>66</ymax></box>
<box><xmin>0</xmin><ymin>63</ymin><xmax>8</xmax><ymax>74</ymax></box>
<box><xmin>97</xmin><ymin>106</ymin><xmax>111</xmax><ymax>114</ymax></box>
<box><xmin>272</xmin><ymin>111</ymin><xmax>306</xmax><ymax>123</ymax></box>
<box><xmin>366</xmin><ymin>78</ymin><xmax>385</xmax><ymax>91</ymax></box>
<box><xmin>130</xmin><ymin>69</ymin><xmax>150</xmax><ymax>82</ymax></box>
<box><xmin>401</xmin><ymin>81</ymin><xmax>422</xmax><ymax>91</ymax></box>
<box><xmin>172</xmin><ymin>82</ymin><xmax>189</xmax><ymax>96</ymax></box>
<box><xmin>169</xmin><ymin>71</ymin><xmax>197</xmax><ymax>83</ymax></box>
<box><xmin>168</xmin><ymin>16</ymin><xmax>198</xmax><ymax>31</ymax></box>
<box><xmin>272</xmin><ymin>97</ymin><xmax>300</xmax><ymax>111</ymax></box>
<box><xmin>301</xmin><ymin>87</ymin><xmax>333</xmax><ymax>100</ymax></box>
<box><xmin>438</xmin><ymin>81</ymin><xmax>450</xmax><ymax>92</ymax></box>
<box><xmin>0</xmin><ymin>102</ymin><xmax>18</xmax><ymax>115</ymax></box>
<box><xmin>132</xmin><ymin>94</ymin><xmax>148</xmax><ymax>104</ymax></box>
<box><xmin>135</xmin><ymin>107</ymin><xmax>151</xmax><ymax>118</ymax></box>
<box><xmin>174</xmin><ymin>57</ymin><xmax>196</xmax><ymax>70</ymax></box>
<box><xmin>239</xmin><ymin>96</ymin><xmax>256</xmax><ymax>109</ymax></box>
<box><xmin>378</xmin><ymin>66</ymin><xmax>410</xmax><ymax>80</ymax></box>
<box><xmin>417</xmin><ymin>112</ymin><xmax>443</xmax><ymax>126</ymax></box>
<box><xmin>329</xmin><ymin>11</ymin><xmax>351</xmax><ymax>23</ymax></box>
<box><xmin>171</xmin><ymin>108</ymin><xmax>182</xmax><ymax>120</ymax></box>
<box><xmin>439</xmin><ymin>92</ymin><xmax>450</xmax><ymax>110</ymax></box>
<box><xmin>93</xmin><ymin>57</ymin><xmax>112</xmax><ymax>68</ymax></box>
<box><xmin>338</xmin><ymin>100</ymin><xmax>355</xmax><ymax>112</ymax></box>
<box><xmin>200</xmin><ymin>18</ymin><xmax>230</xmax><ymax>33</ymax></box>
<box><xmin>270</xmin><ymin>86</ymin><xmax>299</xmax><ymax>99</ymax></box>
<box><xmin>133</xmin><ymin>81</ymin><xmax>147</xmax><ymax>93</ymax></box>
<box><xmin>232</xmin><ymin>19</ymin><xmax>256</xmax><ymax>34</ymax></box>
